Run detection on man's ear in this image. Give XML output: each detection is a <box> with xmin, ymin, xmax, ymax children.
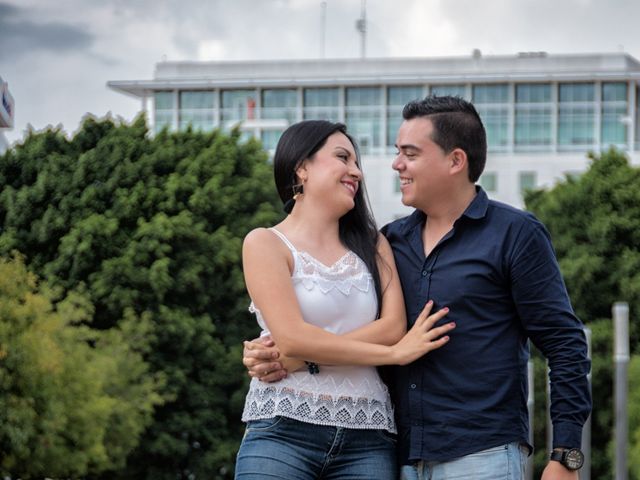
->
<box><xmin>449</xmin><ymin>148</ymin><xmax>468</xmax><ymax>175</ymax></box>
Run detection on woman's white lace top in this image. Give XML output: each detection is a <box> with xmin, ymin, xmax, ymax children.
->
<box><xmin>241</xmin><ymin>228</ymin><xmax>396</xmax><ymax>432</ymax></box>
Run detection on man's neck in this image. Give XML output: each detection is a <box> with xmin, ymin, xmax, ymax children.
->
<box><xmin>422</xmin><ymin>184</ymin><xmax>477</xmax><ymax>229</ymax></box>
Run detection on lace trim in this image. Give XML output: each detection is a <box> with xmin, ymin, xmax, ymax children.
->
<box><xmin>242</xmin><ymin>384</ymin><xmax>396</xmax><ymax>432</ymax></box>
<box><xmin>295</xmin><ymin>251</ymin><xmax>372</xmax><ymax>295</ymax></box>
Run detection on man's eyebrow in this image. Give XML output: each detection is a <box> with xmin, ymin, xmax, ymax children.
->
<box><xmin>395</xmin><ymin>144</ymin><xmax>421</xmax><ymax>152</ymax></box>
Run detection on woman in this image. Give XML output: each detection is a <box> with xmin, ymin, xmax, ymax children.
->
<box><xmin>235</xmin><ymin>120</ymin><xmax>454</xmax><ymax>479</ymax></box>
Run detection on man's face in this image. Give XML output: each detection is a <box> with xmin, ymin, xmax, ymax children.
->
<box><xmin>392</xmin><ymin>117</ymin><xmax>451</xmax><ymax>211</ymax></box>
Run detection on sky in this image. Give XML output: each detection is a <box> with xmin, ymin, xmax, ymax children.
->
<box><xmin>1</xmin><ymin>0</ymin><xmax>640</xmax><ymax>145</ymax></box>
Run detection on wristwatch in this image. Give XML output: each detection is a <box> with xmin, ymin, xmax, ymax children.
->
<box><xmin>550</xmin><ymin>448</ymin><xmax>584</xmax><ymax>470</ymax></box>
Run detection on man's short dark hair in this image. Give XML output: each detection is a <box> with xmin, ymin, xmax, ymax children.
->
<box><xmin>402</xmin><ymin>95</ymin><xmax>487</xmax><ymax>182</ymax></box>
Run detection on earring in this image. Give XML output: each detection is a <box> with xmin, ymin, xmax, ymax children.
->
<box><xmin>292</xmin><ymin>183</ymin><xmax>304</xmax><ymax>201</ymax></box>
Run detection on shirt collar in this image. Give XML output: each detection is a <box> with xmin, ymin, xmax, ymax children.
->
<box><xmin>399</xmin><ymin>185</ymin><xmax>489</xmax><ymax>235</ymax></box>
<box><xmin>461</xmin><ymin>186</ymin><xmax>489</xmax><ymax>220</ymax></box>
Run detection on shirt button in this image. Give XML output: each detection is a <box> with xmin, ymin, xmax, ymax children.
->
<box><xmin>410</xmin><ymin>384</ymin><xmax>417</xmax><ymax>389</ymax></box>
<box><xmin>421</xmin><ymin>270</ymin><xmax>427</xmax><ymax>277</ymax></box>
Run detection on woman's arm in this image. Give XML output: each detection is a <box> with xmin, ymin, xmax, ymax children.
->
<box><xmin>243</xmin><ymin>228</ymin><xmax>452</xmax><ymax>367</ymax></box>
<box><xmin>341</xmin><ymin>234</ymin><xmax>406</xmax><ymax>345</ymax></box>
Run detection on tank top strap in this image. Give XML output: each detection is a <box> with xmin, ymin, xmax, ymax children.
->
<box><xmin>269</xmin><ymin>228</ymin><xmax>297</xmax><ymax>254</ymax></box>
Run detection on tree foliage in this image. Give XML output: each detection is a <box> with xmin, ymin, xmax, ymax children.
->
<box><xmin>0</xmin><ymin>254</ymin><xmax>162</xmax><ymax>478</ymax></box>
<box><xmin>0</xmin><ymin>116</ymin><xmax>282</xmax><ymax>478</ymax></box>
<box><xmin>525</xmin><ymin>148</ymin><xmax>640</xmax><ymax>478</ymax></box>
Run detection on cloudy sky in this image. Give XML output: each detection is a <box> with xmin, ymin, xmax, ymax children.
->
<box><xmin>1</xmin><ymin>0</ymin><xmax>639</xmax><ymax>145</ymax></box>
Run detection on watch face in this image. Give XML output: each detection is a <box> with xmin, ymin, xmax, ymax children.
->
<box><xmin>565</xmin><ymin>449</ymin><xmax>584</xmax><ymax>470</ymax></box>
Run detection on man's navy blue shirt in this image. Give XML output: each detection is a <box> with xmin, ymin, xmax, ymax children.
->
<box><xmin>381</xmin><ymin>188</ymin><xmax>591</xmax><ymax>464</ymax></box>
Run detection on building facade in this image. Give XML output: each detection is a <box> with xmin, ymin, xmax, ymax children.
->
<box><xmin>0</xmin><ymin>76</ymin><xmax>14</xmax><ymax>155</ymax></box>
<box><xmin>108</xmin><ymin>52</ymin><xmax>640</xmax><ymax>225</ymax></box>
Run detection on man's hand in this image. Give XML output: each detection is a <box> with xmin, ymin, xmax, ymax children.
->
<box><xmin>541</xmin><ymin>461</ymin><xmax>579</xmax><ymax>480</ymax></box>
<box><xmin>243</xmin><ymin>336</ymin><xmax>287</xmax><ymax>382</ymax></box>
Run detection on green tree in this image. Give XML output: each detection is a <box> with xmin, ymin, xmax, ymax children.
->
<box><xmin>525</xmin><ymin>148</ymin><xmax>640</xmax><ymax>478</ymax></box>
<box><xmin>0</xmin><ymin>116</ymin><xmax>281</xmax><ymax>478</ymax></box>
<box><xmin>0</xmin><ymin>255</ymin><xmax>162</xmax><ymax>478</ymax></box>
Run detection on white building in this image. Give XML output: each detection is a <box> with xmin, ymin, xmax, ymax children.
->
<box><xmin>108</xmin><ymin>52</ymin><xmax>640</xmax><ymax>225</ymax></box>
<box><xmin>0</xmin><ymin>76</ymin><xmax>14</xmax><ymax>155</ymax></box>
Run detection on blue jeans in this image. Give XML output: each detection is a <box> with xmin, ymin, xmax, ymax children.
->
<box><xmin>235</xmin><ymin>416</ymin><xmax>396</xmax><ymax>479</ymax></box>
<box><xmin>400</xmin><ymin>443</ymin><xmax>528</xmax><ymax>480</ymax></box>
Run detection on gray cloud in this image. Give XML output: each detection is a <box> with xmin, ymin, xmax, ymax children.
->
<box><xmin>0</xmin><ymin>1</ymin><xmax>94</xmax><ymax>60</ymax></box>
<box><xmin>2</xmin><ymin>0</ymin><xmax>640</xmax><ymax>148</ymax></box>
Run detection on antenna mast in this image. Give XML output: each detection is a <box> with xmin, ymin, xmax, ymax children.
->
<box><xmin>355</xmin><ymin>0</ymin><xmax>367</xmax><ymax>58</ymax></box>
<box><xmin>320</xmin><ymin>1</ymin><xmax>327</xmax><ymax>58</ymax></box>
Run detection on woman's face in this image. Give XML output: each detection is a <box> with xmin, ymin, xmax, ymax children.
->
<box><xmin>297</xmin><ymin>132</ymin><xmax>362</xmax><ymax>214</ymax></box>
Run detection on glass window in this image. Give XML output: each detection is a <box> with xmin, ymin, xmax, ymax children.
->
<box><xmin>559</xmin><ymin>83</ymin><xmax>594</xmax><ymax>102</ymax></box>
<box><xmin>516</xmin><ymin>84</ymin><xmax>551</xmax><ymax>103</ymax></box>
<box><xmin>514</xmin><ymin>84</ymin><xmax>552</xmax><ymax>151</ymax></box>
<box><xmin>430</xmin><ymin>84</ymin><xmax>467</xmax><ymax>99</ymax></box>
<box><xmin>260</xmin><ymin>129</ymin><xmax>283</xmax><ymax>152</ymax></box>
<box><xmin>473</xmin><ymin>84</ymin><xmax>509</xmax><ymax>151</ymax></box>
<box><xmin>154</xmin><ymin>91</ymin><xmax>174</xmax><ymax>133</ymax></box>
<box><xmin>388</xmin><ymin>86</ymin><xmax>423</xmax><ymax>106</ymax></box>
<box><xmin>387</xmin><ymin>85</ymin><xmax>423</xmax><ymax>146</ymax></box>
<box><xmin>558</xmin><ymin>83</ymin><xmax>595</xmax><ymax>150</ymax></box>
<box><xmin>262</xmin><ymin>89</ymin><xmax>298</xmax><ymax>124</ymax></box>
<box><xmin>221</xmin><ymin>89</ymin><xmax>257</xmax><ymax>124</ymax></box>
<box><xmin>479</xmin><ymin>172</ymin><xmax>497</xmax><ymax>192</ymax></box>
<box><xmin>179</xmin><ymin>91</ymin><xmax>215</xmax><ymax>131</ymax></box>
<box><xmin>473</xmin><ymin>84</ymin><xmax>509</xmax><ymax>104</ymax></box>
<box><xmin>601</xmin><ymin>82</ymin><xmax>628</xmax><ymax>147</ymax></box>
<box><xmin>394</xmin><ymin>176</ymin><xmax>401</xmax><ymax>193</ymax></box>
<box><xmin>303</xmin><ymin>88</ymin><xmax>340</xmax><ymax>121</ymax></box>
<box><xmin>602</xmin><ymin>82</ymin><xmax>627</xmax><ymax>102</ymax></box>
<box><xmin>636</xmin><ymin>86</ymin><xmax>640</xmax><ymax>151</ymax></box>
<box><xmin>519</xmin><ymin>171</ymin><xmax>537</xmax><ymax>193</ymax></box>
<box><xmin>345</xmin><ymin>87</ymin><xmax>383</xmax><ymax>154</ymax></box>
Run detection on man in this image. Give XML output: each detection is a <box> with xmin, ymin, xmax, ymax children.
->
<box><xmin>243</xmin><ymin>95</ymin><xmax>591</xmax><ymax>479</ymax></box>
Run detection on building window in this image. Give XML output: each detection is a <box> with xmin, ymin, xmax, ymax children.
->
<box><xmin>304</xmin><ymin>88</ymin><xmax>340</xmax><ymax>121</ymax></box>
<box><xmin>387</xmin><ymin>85</ymin><xmax>423</xmax><ymax>146</ymax></box>
<box><xmin>154</xmin><ymin>91</ymin><xmax>174</xmax><ymax>133</ymax></box>
<box><xmin>514</xmin><ymin>84</ymin><xmax>552</xmax><ymax>151</ymax></box>
<box><xmin>558</xmin><ymin>83</ymin><xmax>595</xmax><ymax>150</ymax></box>
<box><xmin>221</xmin><ymin>89</ymin><xmax>257</xmax><ymax>125</ymax></box>
<box><xmin>394</xmin><ymin>176</ymin><xmax>401</xmax><ymax>193</ymax></box>
<box><xmin>519</xmin><ymin>171</ymin><xmax>537</xmax><ymax>194</ymax></box>
<box><xmin>473</xmin><ymin>84</ymin><xmax>509</xmax><ymax>152</ymax></box>
<box><xmin>179</xmin><ymin>91</ymin><xmax>215</xmax><ymax>131</ymax></box>
<box><xmin>430</xmin><ymin>84</ymin><xmax>467</xmax><ymax>99</ymax></box>
<box><xmin>260</xmin><ymin>129</ymin><xmax>283</xmax><ymax>153</ymax></box>
<box><xmin>636</xmin><ymin>85</ymin><xmax>640</xmax><ymax>151</ymax></box>
<box><xmin>479</xmin><ymin>172</ymin><xmax>497</xmax><ymax>192</ymax></box>
<box><xmin>262</xmin><ymin>89</ymin><xmax>298</xmax><ymax>124</ymax></box>
<box><xmin>345</xmin><ymin>87</ymin><xmax>383</xmax><ymax>154</ymax></box>
<box><xmin>601</xmin><ymin>82</ymin><xmax>628</xmax><ymax>148</ymax></box>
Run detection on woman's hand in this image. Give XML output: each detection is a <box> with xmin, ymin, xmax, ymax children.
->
<box><xmin>243</xmin><ymin>336</ymin><xmax>287</xmax><ymax>382</ymax></box>
<box><xmin>390</xmin><ymin>301</ymin><xmax>454</xmax><ymax>366</ymax></box>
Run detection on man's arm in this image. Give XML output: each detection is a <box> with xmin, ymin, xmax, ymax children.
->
<box><xmin>510</xmin><ymin>218</ymin><xmax>591</xmax><ymax>477</ymax></box>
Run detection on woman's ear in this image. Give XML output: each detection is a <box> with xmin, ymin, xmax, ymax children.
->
<box><xmin>295</xmin><ymin>163</ymin><xmax>308</xmax><ymax>183</ymax></box>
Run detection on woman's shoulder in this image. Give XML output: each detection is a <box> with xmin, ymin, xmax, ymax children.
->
<box><xmin>375</xmin><ymin>232</ymin><xmax>393</xmax><ymax>256</ymax></box>
<box><xmin>244</xmin><ymin>227</ymin><xmax>277</xmax><ymax>249</ymax></box>
<box><xmin>243</xmin><ymin>226</ymin><xmax>295</xmax><ymax>273</ymax></box>
<box><xmin>244</xmin><ymin>227</ymin><xmax>291</xmax><ymax>256</ymax></box>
